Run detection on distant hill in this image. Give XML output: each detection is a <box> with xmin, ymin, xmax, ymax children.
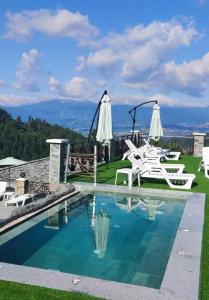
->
<box><xmin>0</xmin><ymin>108</ymin><xmax>84</xmax><ymax>161</ymax></box>
<box><xmin>3</xmin><ymin>100</ymin><xmax>209</xmax><ymax>135</ymax></box>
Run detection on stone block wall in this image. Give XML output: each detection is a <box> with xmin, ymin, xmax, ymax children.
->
<box><xmin>193</xmin><ymin>133</ymin><xmax>206</xmax><ymax>157</ymax></box>
<box><xmin>0</xmin><ymin>157</ymin><xmax>49</xmax><ymax>183</ymax></box>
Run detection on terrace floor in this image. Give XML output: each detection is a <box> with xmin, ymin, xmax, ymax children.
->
<box><xmin>0</xmin><ymin>154</ymin><xmax>208</xmax><ymax>300</ymax></box>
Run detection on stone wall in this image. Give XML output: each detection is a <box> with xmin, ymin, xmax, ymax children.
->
<box><xmin>0</xmin><ymin>157</ymin><xmax>49</xmax><ymax>183</ymax></box>
<box><xmin>192</xmin><ymin>133</ymin><xmax>206</xmax><ymax>157</ymax></box>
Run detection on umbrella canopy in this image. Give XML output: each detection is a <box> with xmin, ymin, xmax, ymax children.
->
<box><xmin>94</xmin><ymin>209</ymin><xmax>110</xmax><ymax>259</ymax></box>
<box><xmin>0</xmin><ymin>157</ymin><xmax>26</xmax><ymax>166</ymax></box>
<box><xmin>148</xmin><ymin>103</ymin><xmax>163</xmax><ymax>142</ymax></box>
<box><xmin>96</xmin><ymin>91</ymin><xmax>113</xmax><ymax>145</ymax></box>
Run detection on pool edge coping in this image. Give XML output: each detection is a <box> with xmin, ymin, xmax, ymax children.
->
<box><xmin>0</xmin><ymin>183</ymin><xmax>205</xmax><ymax>300</ymax></box>
<box><xmin>0</xmin><ymin>190</ymin><xmax>80</xmax><ymax>235</ymax></box>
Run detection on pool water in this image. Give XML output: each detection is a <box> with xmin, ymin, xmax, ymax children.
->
<box><xmin>0</xmin><ymin>192</ymin><xmax>186</xmax><ymax>289</ymax></box>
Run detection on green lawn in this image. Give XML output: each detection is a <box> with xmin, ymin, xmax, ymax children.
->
<box><xmin>0</xmin><ymin>280</ymin><xmax>100</xmax><ymax>300</ymax></box>
<box><xmin>1</xmin><ymin>154</ymin><xmax>208</xmax><ymax>299</ymax></box>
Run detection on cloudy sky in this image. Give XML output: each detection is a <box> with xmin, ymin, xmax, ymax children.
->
<box><xmin>1</xmin><ymin>0</ymin><xmax>209</xmax><ymax>107</ymax></box>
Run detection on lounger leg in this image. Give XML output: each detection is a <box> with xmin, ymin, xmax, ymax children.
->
<box><xmin>138</xmin><ymin>174</ymin><xmax>141</xmax><ymax>187</ymax></box>
<box><xmin>166</xmin><ymin>178</ymin><xmax>193</xmax><ymax>190</ymax></box>
<box><xmin>128</xmin><ymin>174</ymin><xmax>132</xmax><ymax>187</ymax></box>
<box><xmin>204</xmin><ymin>168</ymin><xmax>209</xmax><ymax>178</ymax></box>
<box><xmin>177</xmin><ymin>166</ymin><xmax>185</xmax><ymax>174</ymax></box>
<box><xmin>115</xmin><ymin>172</ymin><xmax>118</xmax><ymax>186</ymax></box>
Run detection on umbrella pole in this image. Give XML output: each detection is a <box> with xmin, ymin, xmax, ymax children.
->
<box><xmin>9</xmin><ymin>166</ymin><xmax>10</xmax><ymax>187</ymax></box>
<box><xmin>94</xmin><ymin>145</ymin><xmax>97</xmax><ymax>187</ymax></box>
<box><xmin>91</xmin><ymin>193</ymin><xmax>96</xmax><ymax>227</ymax></box>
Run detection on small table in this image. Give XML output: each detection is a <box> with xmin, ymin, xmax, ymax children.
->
<box><xmin>115</xmin><ymin>168</ymin><xmax>140</xmax><ymax>187</ymax></box>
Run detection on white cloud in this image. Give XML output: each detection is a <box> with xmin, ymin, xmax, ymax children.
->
<box><xmin>15</xmin><ymin>49</ymin><xmax>42</xmax><ymax>92</ymax></box>
<box><xmin>0</xmin><ymin>93</ymin><xmax>53</xmax><ymax>106</ymax></box>
<box><xmin>120</xmin><ymin>20</ymin><xmax>199</xmax><ymax>82</ymax></box>
<box><xmin>75</xmin><ymin>19</ymin><xmax>209</xmax><ymax>99</ymax></box>
<box><xmin>49</xmin><ymin>76</ymin><xmax>95</xmax><ymax>100</ymax></box>
<box><xmin>0</xmin><ymin>91</ymin><xmax>207</xmax><ymax>107</ymax></box>
<box><xmin>4</xmin><ymin>9</ymin><xmax>99</xmax><ymax>45</ymax></box>
<box><xmin>197</xmin><ymin>0</ymin><xmax>208</xmax><ymax>6</ymax></box>
<box><xmin>159</xmin><ymin>52</ymin><xmax>209</xmax><ymax>96</ymax></box>
<box><xmin>0</xmin><ymin>80</ymin><xmax>6</xmax><ymax>87</ymax></box>
<box><xmin>77</xmin><ymin>19</ymin><xmax>201</xmax><ymax>87</ymax></box>
<box><xmin>127</xmin><ymin>52</ymin><xmax>209</xmax><ymax>96</ymax></box>
<box><xmin>111</xmin><ymin>93</ymin><xmax>207</xmax><ymax>107</ymax></box>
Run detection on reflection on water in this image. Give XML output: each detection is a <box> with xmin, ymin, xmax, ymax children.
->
<box><xmin>141</xmin><ymin>198</ymin><xmax>164</xmax><ymax>221</ymax></box>
<box><xmin>45</xmin><ymin>200</ymin><xmax>71</xmax><ymax>230</ymax></box>
<box><xmin>115</xmin><ymin>195</ymin><xmax>164</xmax><ymax>221</ymax></box>
<box><xmin>0</xmin><ymin>192</ymin><xmax>185</xmax><ymax>289</ymax></box>
<box><xmin>91</xmin><ymin>194</ymin><xmax>111</xmax><ymax>259</ymax></box>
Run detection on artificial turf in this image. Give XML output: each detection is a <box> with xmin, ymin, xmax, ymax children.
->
<box><xmin>0</xmin><ymin>280</ymin><xmax>100</xmax><ymax>300</ymax></box>
<box><xmin>1</xmin><ymin>154</ymin><xmax>208</xmax><ymax>299</ymax></box>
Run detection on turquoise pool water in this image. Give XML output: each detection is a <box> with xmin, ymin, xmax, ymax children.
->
<box><xmin>0</xmin><ymin>192</ymin><xmax>186</xmax><ymax>288</ymax></box>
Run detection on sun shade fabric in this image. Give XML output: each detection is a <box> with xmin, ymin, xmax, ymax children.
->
<box><xmin>0</xmin><ymin>157</ymin><xmax>26</xmax><ymax>166</ymax></box>
<box><xmin>96</xmin><ymin>93</ymin><xmax>113</xmax><ymax>145</ymax></box>
<box><xmin>148</xmin><ymin>103</ymin><xmax>163</xmax><ymax>141</ymax></box>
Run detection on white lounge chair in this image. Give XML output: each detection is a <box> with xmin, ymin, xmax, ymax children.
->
<box><xmin>117</xmin><ymin>156</ymin><xmax>195</xmax><ymax>190</ymax></box>
<box><xmin>5</xmin><ymin>193</ymin><xmax>34</xmax><ymax>207</ymax></box>
<box><xmin>124</xmin><ymin>150</ymin><xmax>185</xmax><ymax>174</ymax></box>
<box><xmin>143</xmin><ymin>139</ymin><xmax>181</xmax><ymax>161</ymax></box>
<box><xmin>198</xmin><ymin>147</ymin><xmax>209</xmax><ymax>178</ymax></box>
<box><xmin>135</xmin><ymin>158</ymin><xmax>195</xmax><ymax>189</ymax></box>
<box><xmin>123</xmin><ymin>139</ymin><xmax>165</xmax><ymax>163</ymax></box>
<box><xmin>0</xmin><ymin>181</ymin><xmax>7</xmax><ymax>198</ymax></box>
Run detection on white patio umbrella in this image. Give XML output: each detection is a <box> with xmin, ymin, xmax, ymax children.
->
<box><xmin>148</xmin><ymin>103</ymin><xmax>163</xmax><ymax>142</ymax></box>
<box><xmin>0</xmin><ymin>157</ymin><xmax>26</xmax><ymax>186</ymax></box>
<box><xmin>94</xmin><ymin>209</ymin><xmax>110</xmax><ymax>259</ymax></box>
<box><xmin>96</xmin><ymin>91</ymin><xmax>113</xmax><ymax>162</ymax></box>
<box><xmin>0</xmin><ymin>157</ymin><xmax>26</xmax><ymax>166</ymax></box>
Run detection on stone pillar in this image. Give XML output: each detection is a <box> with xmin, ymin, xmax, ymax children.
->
<box><xmin>16</xmin><ymin>178</ymin><xmax>29</xmax><ymax>195</ymax></box>
<box><xmin>192</xmin><ymin>133</ymin><xmax>206</xmax><ymax>157</ymax></box>
<box><xmin>46</xmin><ymin>139</ymin><xmax>69</xmax><ymax>190</ymax></box>
<box><xmin>130</xmin><ymin>130</ymin><xmax>141</xmax><ymax>147</ymax></box>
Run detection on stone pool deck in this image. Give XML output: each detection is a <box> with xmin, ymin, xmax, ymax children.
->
<box><xmin>0</xmin><ymin>183</ymin><xmax>205</xmax><ymax>300</ymax></box>
<box><xmin>0</xmin><ymin>201</ymin><xmax>14</xmax><ymax>220</ymax></box>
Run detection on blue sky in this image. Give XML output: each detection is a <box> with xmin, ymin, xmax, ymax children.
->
<box><xmin>0</xmin><ymin>0</ymin><xmax>209</xmax><ymax>107</ymax></box>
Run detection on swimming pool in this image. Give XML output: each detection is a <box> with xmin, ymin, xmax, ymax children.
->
<box><xmin>0</xmin><ymin>191</ymin><xmax>186</xmax><ymax>289</ymax></box>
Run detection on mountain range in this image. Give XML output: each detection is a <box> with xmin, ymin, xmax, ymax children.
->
<box><xmin>2</xmin><ymin>100</ymin><xmax>209</xmax><ymax>136</ymax></box>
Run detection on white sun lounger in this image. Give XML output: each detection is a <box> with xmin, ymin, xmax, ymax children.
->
<box><xmin>5</xmin><ymin>193</ymin><xmax>34</xmax><ymax>207</ymax></box>
<box><xmin>198</xmin><ymin>147</ymin><xmax>209</xmax><ymax>178</ymax></box>
<box><xmin>135</xmin><ymin>159</ymin><xmax>195</xmax><ymax>189</ymax></box>
<box><xmin>143</xmin><ymin>139</ymin><xmax>181</xmax><ymax>160</ymax></box>
<box><xmin>0</xmin><ymin>181</ymin><xmax>7</xmax><ymax>198</ymax></box>
<box><xmin>124</xmin><ymin>150</ymin><xmax>185</xmax><ymax>174</ymax></box>
<box><xmin>124</xmin><ymin>139</ymin><xmax>165</xmax><ymax>163</ymax></box>
<box><xmin>116</xmin><ymin>156</ymin><xmax>195</xmax><ymax>190</ymax></box>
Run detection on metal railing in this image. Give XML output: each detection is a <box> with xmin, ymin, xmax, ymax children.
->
<box><xmin>146</xmin><ymin>135</ymin><xmax>194</xmax><ymax>154</ymax></box>
<box><xmin>204</xmin><ymin>136</ymin><xmax>209</xmax><ymax>147</ymax></box>
<box><xmin>69</xmin><ymin>133</ymin><xmax>195</xmax><ymax>168</ymax></box>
